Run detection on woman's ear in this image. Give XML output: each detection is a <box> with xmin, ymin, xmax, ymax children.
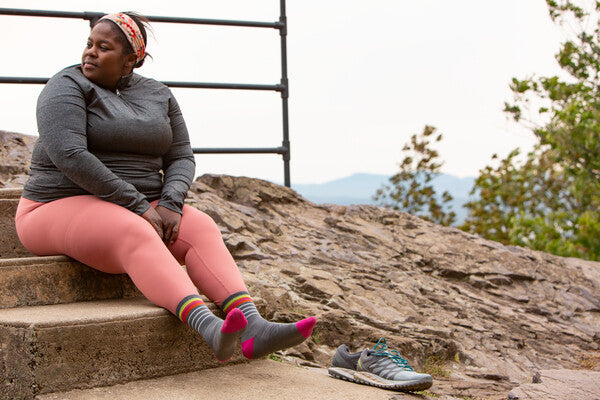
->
<box><xmin>124</xmin><ymin>53</ymin><xmax>137</xmax><ymax>69</ymax></box>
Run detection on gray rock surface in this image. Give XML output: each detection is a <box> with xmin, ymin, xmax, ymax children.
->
<box><xmin>187</xmin><ymin>174</ymin><xmax>600</xmax><ymax>399</ymax></box>
<box><xmin>0</xmin><ymin>130</ymin><xmax>35</xmax><ymax>187</ymax></box>
<box><xmin>2</xmin><ymin>130</ymin><xmax>600</xmax><ymax>399</ymax></box>
<box><xmin>508</xmin><ymin>369</ymin><xmax>600</xmax><ymax>400</ymax></box>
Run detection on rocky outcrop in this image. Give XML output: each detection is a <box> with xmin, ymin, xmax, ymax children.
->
<box><xmin>2</xmin><ymin>130</ymin><xmax>599</xmax><ymax>399</ymax></box>
<box><xmin>0</xmin><ymin>130</ymin><xmax>36</xmax><ymax>187</ymax></box>
<box><xmin>187</xmin><ymin>174</ymin><xmax>600</xmax><ymax>399</ymax></box>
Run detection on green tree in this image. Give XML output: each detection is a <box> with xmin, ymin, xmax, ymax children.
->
<box><xmin>463</xmin><ymin>0</ymin><xmax>600</xmax><ymax>260</ymax></box>
<box><xmin>374</xmin><ymin>125</ymin><xmax>456</xmax><ymax>226</ymax></box>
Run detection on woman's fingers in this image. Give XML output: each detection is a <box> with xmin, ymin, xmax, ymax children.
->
<box><xmin>153</xmin><ymin>219</ymin><xmax>164</xmax><ymax>239</ymax></box>
<box><xmin>163</xmin><ymin>221</ymin><xmax>174</xmax><ymax>244</ymax></box>
<box><xmin>155</xmin><ymin>205</ymin><xmax>182</xmax><ymax>245</ymax></box>
<box><xmin>141</xmin><ymin>207</ymin><xmax>164</xmax><ymax>239</ymax></box>
<box><xmin>169</xmin><ymin>224</ymin><xmax>179</xmax><ymax>244</ymax></box>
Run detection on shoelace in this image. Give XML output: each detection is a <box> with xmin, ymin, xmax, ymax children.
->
<box><xmin>371</xmin><ymin>338</ymin><xmax>415</xmax><ymax>371</ymax></box>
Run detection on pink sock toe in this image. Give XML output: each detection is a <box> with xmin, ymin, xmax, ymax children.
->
<box><xmin>222</xmin><ymin>308</ymin><xmax>247</xmax><ymax>334</ymax></box>
<box><xmin>241</xmin><ymin>337</ymin><xmax>254</xmax><ymax>359</ymax></box>
<box><xmin>296</xmin><ymin>316</ymin><xmax>316</xmax><ymax>339</ymax></box>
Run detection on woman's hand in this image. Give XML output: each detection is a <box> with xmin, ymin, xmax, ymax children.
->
<box><xmin>141</xmin><ymin>207</ymin><xmax>164</xmax><ymax>239</ymax></box>
<box><xmin>155</xmin><ymin>205</ymin><xmax>182</xmax><ymax>245</ymax></box>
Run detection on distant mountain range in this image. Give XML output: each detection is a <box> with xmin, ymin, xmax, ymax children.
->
<box><xmin>291</xmin><ymin>173</ymin><xmax>476</xmax><ymax>224</ymax></box>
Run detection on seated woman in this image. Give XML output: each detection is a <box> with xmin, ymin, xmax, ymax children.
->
<box><xmin>15</xmin><ymin>11</ymin><xmax>315</xmax><ymax>362</ymax></box>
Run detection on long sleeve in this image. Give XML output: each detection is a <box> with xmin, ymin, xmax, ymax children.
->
<box><xmin>36</xmin><ymin>73</ymin><xmax>151</xmax><ymax>215</ymax></box>
<box><xmin>158</xmin><ymin>93</ymin><xmax>196</xmax><ymax>214</ymax></box>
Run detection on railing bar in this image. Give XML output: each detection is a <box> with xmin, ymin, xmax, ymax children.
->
<box><xmin>163</xmin><ymin>82</ymin><xmax>283</xmax><ymax>91</ymax></box>
<box><xmin>0</xmin><ymin>8</ymin><xmax>85</xmax><ymax>19</ymax></box>
<box><xmin>0</xmin><ymin>77</ymin><xmax>285</xmax><ymax>92</ymax></box>
<box><xmin>0</xmin><ymin>78</ymin><xmax>49</xmax><ymax>84</ymax></box>
<box><xmin>0</xmin><ymin>8</ymin><xmax>281</xmax><ymax>29</ymax></box>
<box><xmin>145</xmin><ymin>15</ymin><xmax>281</xmax><ymax>29</ymax></box>
<box><xmin>192</xmin><ymin>147</ymin><xmax>287</xmax><ymax>154</ymax></box>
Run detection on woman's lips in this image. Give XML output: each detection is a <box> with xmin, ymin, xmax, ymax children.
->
<box><xmin>82</xmin><ymin>62</ymin><xmax>97</xmax><ymax>69</ymax></box>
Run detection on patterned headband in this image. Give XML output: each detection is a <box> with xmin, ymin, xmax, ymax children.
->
<box><xmin>99</xmin><ymin>13</ymin><xmax>146</xmax><ymax>63</ymax></box>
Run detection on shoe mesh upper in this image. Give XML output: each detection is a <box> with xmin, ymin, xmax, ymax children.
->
<box><xmin>330</xmin><ymin>337</ymin><xmax>433</xmax><ymax>389</ymax></box>
<box><xmin>357</xmin><ymin>338</ymin><xmax>432</xmax><ymax>382</ymax></box>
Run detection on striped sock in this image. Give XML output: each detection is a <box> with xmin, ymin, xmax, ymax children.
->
<box><xmin>221</xmin><ymin>291</ymin><xmax>316</xmax><ymax>360</ymax></box>
<box><xmin>176</xmin><ymin>295</ymin><xmax>247</xmax><ymax>361</ymax></box>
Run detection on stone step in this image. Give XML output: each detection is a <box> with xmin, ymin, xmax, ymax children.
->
<box><xmin>0</xmin><ymin>297</ymin><xmax>242</xmax><ymax>400</ymax></box>
<box><xmin>0</xmin><ymin>255</ymin><xmax>141</xmax><ymax>309</ymax></box>
<box><xmin>35</xmin><ymin>359</ymin><xmax>400</xmax><ymax>400</ymax></box>
<box><xmin>0</xmin><ymin>193</ymin><xmax>32</xmax><ymax>258</ymax></box>
<box><xmin>0</xmin><ymin>187</ymin><xmax>23</xmax><ymax>200</ymax></box>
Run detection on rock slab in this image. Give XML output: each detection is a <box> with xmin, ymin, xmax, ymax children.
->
<box><xmin>508</xmin><ymin>369</ymin><xmax>600</xmax><ymax>400</ymax></box>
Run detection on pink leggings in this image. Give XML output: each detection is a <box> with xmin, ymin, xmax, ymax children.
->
<box><xmin>15</xmin><ymin>196</ymin><xmax>248</xmax><ymax>314</ymax></box>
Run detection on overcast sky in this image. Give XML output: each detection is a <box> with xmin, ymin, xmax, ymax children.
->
<box><xmin>0</xmin><ymin>0</ymin><xmax>564</xmax><ymax>184</ymax></box>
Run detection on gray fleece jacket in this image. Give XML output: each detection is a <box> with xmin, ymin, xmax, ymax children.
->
<box><xmin>22</xmin><ymin>65</ymin><xmax>196</xmax><ymax>215</ymax></box>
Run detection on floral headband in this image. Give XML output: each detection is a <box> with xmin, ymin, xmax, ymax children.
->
<box><xmin>99</xmin><ymin>13</ymin><xmax>146</xmax><ymax>63</ymax></box>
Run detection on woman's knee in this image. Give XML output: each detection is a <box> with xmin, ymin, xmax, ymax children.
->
<box><xmin>179</xmin><ymin>206</ymin><xmax>223</xmax><ymax>237</ymax></box>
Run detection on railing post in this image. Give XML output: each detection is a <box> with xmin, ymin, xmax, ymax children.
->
<box><xmin>279</xmin><ymin>0</ymin><xmax>291</xmax><ymax>187</ymax></box>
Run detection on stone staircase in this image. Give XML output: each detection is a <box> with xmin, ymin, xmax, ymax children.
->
<box><xmin>0</xmin><ymin>188</ymin><xmax>244</xmax><ymax>399</ymax></box>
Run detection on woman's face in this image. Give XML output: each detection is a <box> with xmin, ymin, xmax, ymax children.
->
<box><xmin>81</xmin><ymin>22</ymin><xmax>136</xmax><ymax>89</ymax></box>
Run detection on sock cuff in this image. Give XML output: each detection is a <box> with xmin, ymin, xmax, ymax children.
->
<box><xmin>221</xmin><ymin>291</ymin><xmax>253</xmax><ymax>314</ymax></box>
<box><xmin>176</xmin><ymin>294</ymin><xmax>205</xmax><ymax>323</ymax></box>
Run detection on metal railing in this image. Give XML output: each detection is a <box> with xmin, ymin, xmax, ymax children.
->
<box><xmin>0</xmin><ymin>2</ymin><xmax>291</xmax><ymax>186</ymax></box>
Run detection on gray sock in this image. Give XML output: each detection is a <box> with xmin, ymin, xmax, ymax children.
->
<box><xmin>221</xmin><ymin>291</ymin><xmax>316</xmax><ymax>359</ymax></box>
<box><xmin>176</xmin><ymin>295</ymin><xmax>247</xmax><ymax>361</ymax></box>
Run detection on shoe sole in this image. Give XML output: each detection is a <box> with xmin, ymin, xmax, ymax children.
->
<box><xmin>328</xmin><ymin>367</ymin><xmax>433</xmax><ymax>392</ymax></box>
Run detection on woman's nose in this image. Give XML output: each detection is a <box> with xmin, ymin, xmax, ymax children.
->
<box><xmin>84</xmin><ymin>45</ymin><xmax>97</xmax><ymax>58</ymax></box>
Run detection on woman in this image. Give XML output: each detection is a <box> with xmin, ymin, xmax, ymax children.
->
<box><xmin>15</xmin><ymin>12</ymin><xmax>315</xmax><ymax>362</ymax></box>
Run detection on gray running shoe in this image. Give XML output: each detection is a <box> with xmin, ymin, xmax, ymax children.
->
<box><xmin>328</xmin><ymin>338</ymin><xmax>433</xmax><ymax>392</ymax></box>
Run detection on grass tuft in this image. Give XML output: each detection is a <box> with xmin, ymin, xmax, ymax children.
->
<box><xmin>422</xmin><ymin>355</ymin><xmax>450</xmax><ymax>378</ymax></box>
<box><xmin>311</xmin><ymin>331</ymin><xmax>323</xmax><ymax>344</ymax></box>
<box><xmin>578</xmin><ymin>353</ymin><xmax>600</xmax><ymax>370</ymax></box>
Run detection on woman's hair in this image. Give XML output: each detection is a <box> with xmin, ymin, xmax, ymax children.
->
<box><xmin>93</xmin><ymin>12</ymin><xmax>152</xmax><ymax>68</ymax></box>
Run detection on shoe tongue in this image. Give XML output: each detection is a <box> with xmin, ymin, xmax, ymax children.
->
<box><xmin>360</xmin><ymin>348</ymin><xmax>372</xmax><ymax>359</ymax></box>
<box><xmin>357</xmin><ymin>349</ymin><xmax>371</xmax><ymax>367</ymax></box>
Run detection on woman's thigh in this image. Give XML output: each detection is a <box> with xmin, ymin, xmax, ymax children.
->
<box><xmin>16</xmin><ymin>195</ymin><xmax>161</xmax><ymax>273</ymax></box>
